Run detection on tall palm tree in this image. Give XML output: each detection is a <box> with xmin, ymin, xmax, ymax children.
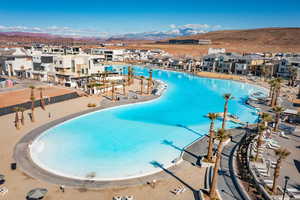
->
<box><xmin>12</xmin><ymin>107</ymin><xmax>20</xmax><ymax>130</ymax></box>
<box><xmin>209</xmin><ymin>128</ymin><xmax>230</xmax><ymax>199</ymax></box>
<box><xmin>272</xmin><ymin>148</ymin><xmax>290</xmax><ymax>194</ymax></box>
<box><xmin>222</xmin><ymin>93</ymin><xmax>234</xmax><ymax>129</ymax></box>
<box><xmin>260</xmin><ymin>112</ymin><xmax>273</xmax><ymax>127</ymax></box>
<box><xmin>38</xmin><ymin>87</ymin><xmax>46</xmax><ymax>110</ymax></box>
<box><xmin>268</xmin><ymin>79</ymin><xmax>276</xmax><ymax>98</ymax></box>
<box><xmin>206</xmin><ymin>113</ymin><xmax>218</xmax><ymax>162</ymax></box>
<box><xmin>271</xmin><ymin>78</ymin><xmax>283</xmax><ymax>107</ymax></box>
<box><xmin>19</xmin><ymin>107</ymin><xmax>26</xmax><ymax>126</ymax></box>
<box><xmin>255</xmin><ymin>124</ymin><xmax>267</xmax><ymax>161</ymax></box>
<box><xmin>273</xmin><ymin>106</ymin><xmax>284</xmax><ymax>132</ymax></box>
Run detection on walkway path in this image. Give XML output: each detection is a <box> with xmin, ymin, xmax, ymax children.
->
<box><xmin>182</xmin><ymin>127</ymin><xmax>248</xmax><ymax>200</ymax></box>
<box><xmin>218</xmin><ymin>128</ymin><xmax>246</xmax><ymax>200</ymax></box>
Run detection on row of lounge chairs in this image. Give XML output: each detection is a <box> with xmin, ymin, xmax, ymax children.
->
<box><xmin>113</xmin><ymin>195</ymin><xmax>134</xmax><ymax>200</ymax></box>
<box><xmin>171</xmin><ymin>185</ymin><xmax>186</xmax><ymax>195</ymax></box>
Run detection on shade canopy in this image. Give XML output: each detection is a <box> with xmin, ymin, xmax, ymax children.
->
<box><xmin>26</xmin><ymin>188</ymin><xmax>47</xmax><ymax>199</ymax></box>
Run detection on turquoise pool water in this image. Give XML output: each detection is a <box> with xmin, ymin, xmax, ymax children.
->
<box><xmin>30</xmin><ymin>67</ymin><xmax>265</xmax><ymax>180</ymax></box>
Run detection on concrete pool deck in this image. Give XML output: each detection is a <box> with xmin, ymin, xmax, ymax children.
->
<box><xmin>1</xmin><ymin>94</ymin><xmax>206</xmax><ymax>200</ymax></box>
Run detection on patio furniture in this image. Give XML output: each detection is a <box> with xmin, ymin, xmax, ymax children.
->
<box><xmin>0</xmin><ymin>187</ymin><xmax>8</xmax><ymax>196</ymax></box>
<box><xmin>125</xmin><ymin>195</ymin><xmax>134</xmax><ymax>200</ymax></box>
<box><xmin>26</xmin><ymin>188</ymin><xmax>47</xmax><ymax>200</ymax></box>
<box><xmin>0</xmin><ymin>174</ymin><xmax>5</xmax><ymax>185</ymax></box>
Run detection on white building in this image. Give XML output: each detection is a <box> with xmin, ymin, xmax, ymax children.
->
<box><xmin>0</xmin><ymin>48</ymin><xmax>33</xmax><ymax>78</ymax></box>
<box><xmin>208</xmin><ymin>48</ymin><xmax>226</xmax><ymax>55</ymax></box>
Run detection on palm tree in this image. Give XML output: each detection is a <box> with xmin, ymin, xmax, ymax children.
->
<box><xmin>30</xmin><ymin>96</ymin><xmax>36</xmax><ymax>122</ymax></box>
<box><xmin>222</xmin><ymin>93</ymin><xmax>234</xmax><ymax>129</ymax></box>
<box><xmin>260</xmin><ymin>112</ymin><xmax>273</xmax><ymax>127</ymax></box>
<box><xmin>206</xmin><ymin>113</ymin><xmax>218</xmax><ymax>162</ymax></box>
<box><xmin>209</xmin><ymin>128</ymin><xmax>230</xmax><ymax>199</ymax></box>
<box><xmin>29</xmin><ymin>85</ymin><xmax>35</xmax><ymax>97</ymax></box>
<box><xmin>111</xmin><ymin>81</ymin><xmax>115</xmax><ymax>101</ymax></box>
<box><xmin>19</xmin><ymin>107</ymin><xmax>26</xmax><ymax>126</ymax></box>
<box><xmin>29</xmin><ymin>85</ymin><xmax>36</xmax><ymax>122</ymax></box>
<box><xmin>271</xmin><ymin>148</ymin><xmax>290</xmax><ymax>194</ymax></box>
<box><xmin>271</xmin><ymin>78</ymin><xmax>283</xmax><ymax>107</ymax></box>
<box><xmin>38</xmin><ymin>87</ymin><xmax>46</xmax><ymax>110</ymax></box>
<box><xmin>140</xmin><ymin>76</ymin><xmax>144</xmax><ymax>94</ymax></box>
<box><xmin>255</xmin><ymin>124</ymin><xmax>267</xmax><ymax>161</ymax></box>
<box><xmin>12</xmin><ymin>107</ymin><xmax>20</xmax><ymax>130</ymax></box>
<box><xmin>268</xmin><ymin>79</ymin><xmax>276</xmax><ymax>98</ymax></box>
<box><xmin>122</xmin><ymin>81</ymin><xmax>127</xmax><ymax>96</ymax></box>
<box><xmin>273</xmin><ymin>106</ymin><xmax>284</xmax><ymax>132</ymax></box>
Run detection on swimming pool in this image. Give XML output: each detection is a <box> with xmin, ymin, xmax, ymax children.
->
<box><xmin>30</xmin><ymin>67</ymin><xmax>266</xmax><ymax>180</ymax></box>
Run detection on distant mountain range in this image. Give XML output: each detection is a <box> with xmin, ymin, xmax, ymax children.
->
<box><xmin>107</xmin><ymin>27</ymin><xmax>207</xmax><ymax>41</ymax></box>
<box><xmin>1</xmin><ymin>27</ymin><xmax>300</xmax><ymax>46</ymax></box>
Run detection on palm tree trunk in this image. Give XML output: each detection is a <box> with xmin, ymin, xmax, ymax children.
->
<box><xmin>275</xmin><ymin>87</ymin><xmax>280</xmax><ymax>106</ymax></box>
<box><xmin>274</xmin><ymin>114</ymin><xmax>280</xmax><ymax>132</ymax></box>
<box><xmin>255</xmin><ymin>133</ymin><xmax>263</xmax><ymax>161</ymax></box>
<box><xmin>40</xmin><ymin>90</ymin><xmax>45</xmax><ymax>110</ymax></box>
<box><xmin>209</xmin><ymin>141</ymin><xmax>223</xmax><ymax>198</ymax></box>
<box><xmin>271</xmin><ymin>87</ymin><xmax>277</xmax><ymax>107</ymax></box>
<box><xmin>140</xmin><ymin>79</ymin><xmax>143</xmax><ymax>94</ymax></box>
<box><xmin>269</xmin><ymin>85</ymin><xmax>273</xmax><ymax>98</ymax></box>
<box><xmin>21</xmin><ymin>111</ymin><xmax>24</xmax><ymax>125</ymax></box>
<box><xmin>272</xmin><ymin>159</ymin><xmax>281</xmax><ymax>194</ymax></box>
<box><xmin>15</xmin><ymin>111</ymin><xmax>20</xmax><ymax>129</ymax></box>
<box><xmin>123</xmin><ymin>83</ymin><xmax>126</xmax><ymax>96</ymax></box>
<box><xmin>222</xmin><ymin>101</ymin><xmax>228</xmax><ymax>129</ymax></box>
<box><xmin>207</xmin><ymin>121</ymin><xmax>215</xmax><ymax>161</ymax></box>
<box><xmin>31</xmin><ymin>101</ymin><xmax>35</xmax><ymax>122</ymax></box>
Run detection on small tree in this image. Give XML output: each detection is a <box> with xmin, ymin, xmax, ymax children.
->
<box><xmin>272</xmin><ymin>148</ymin><xmax>290</xmax><ymax>194</ymax></box>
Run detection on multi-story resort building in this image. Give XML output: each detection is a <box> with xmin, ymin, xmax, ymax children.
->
<box><xmin>1</xmin><ymin>45</ymin><xmax>300</xmax><ymax>89</ymax></box>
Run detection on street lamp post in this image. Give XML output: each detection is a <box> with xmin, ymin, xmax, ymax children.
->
<box><xmin>282</xmin><ymin>176</ymin><xmax>290</xmax><ymax>200</ymax></box>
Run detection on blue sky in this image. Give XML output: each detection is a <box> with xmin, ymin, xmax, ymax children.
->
<box><xmin>0</xmin><ymin>0</ymin><xmax>299</xmax><ymax>37</ymax></box>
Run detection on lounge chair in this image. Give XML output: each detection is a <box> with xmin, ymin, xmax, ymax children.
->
<box><xmin>125</xmin><ymin>195</ymin><xmax>134</xmax><ymax>200</ymax></box>
<box><xmin>280</xmin><ymin>131</ymin><xmax>290</xmax><ymax>139</ymax></box>
<box><xmin>0</xmin><ymin>187</ymin><xmax>8</xmax><ymax>195</ymax></box>
<box><xmin>287</xmin><ymin>188</ymin><xmax>300</xmax><ymax>193</ymax></box>
<box><xmin>267</xmin><ymin>143</ymin><xmax>280</xmax><ymax>150</ymax></box>
<box><xmin>172</xmin><ymin>186</ymin><xmax>186</xmax><ymax>195</ymax></box>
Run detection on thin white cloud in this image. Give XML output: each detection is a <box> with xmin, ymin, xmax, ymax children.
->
<box><xmin>0</xmin><ymin>25</ymin><xmax>108</xmax><ymax>37</ymax></box>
